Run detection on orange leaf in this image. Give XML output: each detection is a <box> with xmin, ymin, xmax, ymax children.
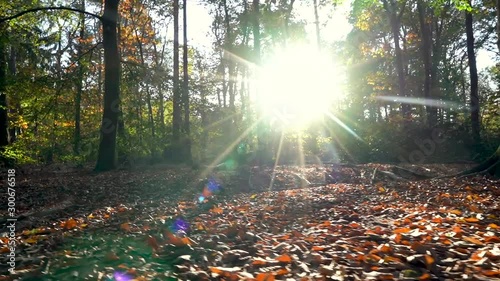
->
<box><xmin>210</xmin><ymin>267</ymin><xmax>223</xmax><ymax>274</ymax></box>
<box><xmin>120</xmin><ymin>223</ymin><xmax>131</xmax><ymax>231</ymax></box>
<box><xmin>488</xmin><ymin>223</ymin><xmax>499</xmax><ymax>229</ymax></box>
<box><xmin>394</xmin><ymin>233</ymin><xmax>402</xmax><ymax>243</ymax></box>
<box><xmin>378</xmin><ymin>244</ymin><xmax>392</xmax><ymax>253</ymax></box>
<box><xmin>252</xmin><ymin>258</ymin><xmax>267</xmax><ymax>266</ymax></box>
<box><xmin>425</xmin><ymin>255</ymin><xmax>434</xmax><ymax>265</ymax></box>
<box><xmin>62</xmin><ymin>218</ymin><xmax>78</xmax><ymax>229</ymax></box>
<box><xmin>210</xmin><ymin>207</ymin><xmax>223</xmax><ymax>214</ymax></box>
<box><xmin>464</xmin><ymin>217</ymin><xmax>479</xmax><ymax>223</ymax></box>
<box><xmin>419</xmin><ymin>273</ymin><xmax>431</xmax><ymax>280</ymax></box>
<box><xmin>484</xmin><ymin>236</ymin><xmax>500</xmax><ymax>243</ymax></box>
<box><xmin>276</xmin><ymin>268</ymin><xmax>289</xmax><ymax>275</ymax></box>
<box><xmin>482</xmin><ymin>270</ymin><xmax>500</xmax><ymax>277</ymax></box>
<box><xmin>256</xmin><ymin>273</ymin><xmax>275</xmax><ymax>281</ymax></box>
<box><xmin>312</xmin><ymin>246</ymin><xmax>326</xmax><ymax>251</ymax></box>
<box><xmin>469</xmin><ymin>205</ymin><xmax>482</xmax><ymax>213</ymax></box>
<box><xmin>276</xmin><ymin>254</ymin><xmax>292</xmax><ymax>263</ymax></box>
<box><xmin>394</xmin><ymin>227</ymin><xmax>411</xmax><ymax>234</ymax></box>
<box><xmin>180</xmin><ymin>237</ymin><xmax>192</xmax><ymax>245</ymax></box>
<box><xmin>449</xmin><ymin>209</ymin><xmax>462</xmax><ymax>215</ymax></box>
<box><xmin>463</xmin><ymin>236</ymin><xmax>484</xmax><ymax>246</ymax></box>
<box><xmin>349</xmin><ymin>222</ymin><xmax>360</xmax><ymax>228</ymax></box>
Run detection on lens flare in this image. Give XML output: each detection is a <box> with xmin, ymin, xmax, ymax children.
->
<box><xmin>113</xmin><ymin>271</ymin><xmax>133</xmax><ymax>281</ymax></box>
<box><xmin>169</xmin><ymin>218</ymin><xmax>189</xmax><ymax>235</ymax></box>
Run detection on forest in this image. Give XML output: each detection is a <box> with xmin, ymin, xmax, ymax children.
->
<box><xmin>0</xmin><ymin>0</ymin><xmax>499</xmax><ymax>280</ymax></box>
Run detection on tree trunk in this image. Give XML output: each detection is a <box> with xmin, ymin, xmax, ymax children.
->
<box><xmin>253</xmin><ymin>0</ymin><xmax>267</xmax><ymax>164</ymax></box>
<box><xmin>417</xmin><ymin>0</ymin><xmax>436</xmax><ymax>127</ymax></box>
<box><xmin>182</xmin><ymin>0</ymin><xmax>192</xmax><ymax>163</ymax></box>
<box><xmin>465</xmin><ymin>2</ymin><xmax>480</xmax><ymax>144</ymax></box>
<box><xmin>172</xmin><ymin>0</ymin><xmax>182</xmax><ymax>157</ymax></box>
<box><xmin>382</xmin><ymin>0</ymin><xmax>409</xmax><ymax>119</ymax></box>
<box><xmin>313</xmin><ymin>0</ymin><xmax>320</xmax><ymax>49</ymax></box>
<box><xmin>431</xmin><ymin>12</ymin><xmax>442</xmax><ymax>125</ymax></box>
<box><xmin>95</xmin><ymin>0</ymin><xmax>120</xmax><ymax>171</ymax></box>
<box><xmin>74</xmin><ymin>0</ymin><xmax>85</xmax><ymax>155</ymax></box>
<box><xmin>0</xmin><ymin>30</ymin><xmax>9</xmax><ymax>151</ymax></box>
<box><xmin>7</xmin><ymin>45</ymin><xmax>18</xmax><ymax>143</ymax></box>
<box><xmin>497</xmin><ymin>0</ymin><xmax>500</xmax><ymax>52</ymax></box>
<box><xmin>283</xmin><ymin>0</ymin><xmax>295</xmax><ymax>46</ymax></box>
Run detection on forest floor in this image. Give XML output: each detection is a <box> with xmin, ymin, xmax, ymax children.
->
<box><xmin>0</xmin><ymin>163</ymin><xmax>499</xmax><ymax>280</ymax></box>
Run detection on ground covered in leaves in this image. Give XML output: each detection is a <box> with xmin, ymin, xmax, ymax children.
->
<box><xmin>1</xmin><ymin>163</ymin><xmax>500</xmax><ymax>280</ymax></box>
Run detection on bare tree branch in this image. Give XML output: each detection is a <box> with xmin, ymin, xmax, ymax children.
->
<box><xmin>0</xmin><ymin>7</ymin><xmax>102</xmax><ymax>23</ymax></box>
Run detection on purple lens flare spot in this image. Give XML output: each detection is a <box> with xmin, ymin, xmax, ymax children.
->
<box><xmin>113</xmin><ymin>271</ymin><xmax>133</xmax><ymax>281</ymax></box>
<box><xmin>170</xmin><ymin>218</ymin><xmax>189</xmax><ymax>234</ymax></box>
<box><xmin>207</xmin><ymin>177</ymin><xmax>221</xmax><ymax>193</ymax></box>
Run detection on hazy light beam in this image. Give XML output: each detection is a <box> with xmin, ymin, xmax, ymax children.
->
<box><xmin>269</xmin><ymin>130</ymin><xmax>285</xmax><ymax>192</ymax></box>
<box><xmin>376</xmin><ymin>96</ymin><xmax>464</xmax><ymax>109</ymax></box>
<box><xmin>199</xmin><ymin>116</ymin><xmax>264</xmax><ymax>180</ymax></box>
<box><xmin>325</xmin><ymin>112</ymin><xmax>362</xmax><ymax>141</ymax></box>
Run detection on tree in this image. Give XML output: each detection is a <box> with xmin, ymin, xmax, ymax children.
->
<box><xmin>381</xmin><ymin>0</ymin><xmax>409</xmax><ymax>119</ymax></box>
<box><xmin>182</xmin><ymin>0</ymin><xmax>192</xmax><ymax>163</ymax></box>
<box><xmin>465</xmin><ymin>0</ymin><xmax>480</xmax><ymax>144</ymax></box>
<box><xmin>417</xmin><ymin>0</ymin><xmax>437</xmax><ymax>127</ymax></box>
<box><xmin>172</xmin><ymin>0</ymin><xmax>182</xmax><ymax>161</ymax></box>
<box><xmin>74</xmin><ymin>0</ymin><xmax>85</xmax><ymax>155</ymax></box>
<box><xmin>95</xmin><ymin>0</ymin><xmax>121</xmax><ymax>171</ymax></box>
<box><xmin>0</xmin><ymin>26</ymin><xmax>8</xmax><ymax>152</ymax></box>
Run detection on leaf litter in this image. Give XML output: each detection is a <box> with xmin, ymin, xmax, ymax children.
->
<box><xmin>0</xmin><ymin>163</ymin><xmax>499</xmax><ymax>280</ymax></box>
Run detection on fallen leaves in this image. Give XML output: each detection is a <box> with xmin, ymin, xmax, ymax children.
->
<box><xmin>2</xmin><ymin>164</ymin><xmax>499</xmax><ymax>280</ymax></box>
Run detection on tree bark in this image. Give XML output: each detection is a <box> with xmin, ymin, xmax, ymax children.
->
<box><xmin>465</xmin><ymin>2</ymin><xmax>480</xmax><ymax>144</ymax></box>
<box><xmin>8</xmin><ymin>45</ymin><xmax>18</xmax><ymax>143</ymax></box>
<box><xmin>313</xmin><ymin>0</ymin><xmax>320</xmax><ymax>50</ymax></box>
<box><xmin>172</xmin><ymin>0</ymin><xmax>182</xmax><ymax>161</ymax></box>
<box><xmin>0</xmin><ymin>29</ymin><xmax>9</xmax><ymax>150</ymax></box>
<box><xmin>417</xmin><ymin>0</ymin><xmax>436</xmax><ymax>127</ymax></box>
<box><xmin>182</xmin><ymin>0</ymin><xmax>192</xmax><ymax>163</ymax></box>
<box><xmin>497</xmin><ymin>0</ymin><xmax>500</xmax><ymax>52</ymax></box>
<box><xmin>382</xmin><ymin>0</ymin><xmax>409</xmax><ymax>119</ymax></box>
<box><xmin>95</xmin><ymin>0</ymin><xmax>120</xmax><ymax>171</ymax></box>
<box><xmin>74</xmin><ymin>0</ymin><xmax>85</xmax><ymax>155</ymax></box>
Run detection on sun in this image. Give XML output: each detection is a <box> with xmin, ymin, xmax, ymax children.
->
<box><xmin>256</xmin><ymin>45</ymin><xmax>344</xmax><ymax>129</ymax></box>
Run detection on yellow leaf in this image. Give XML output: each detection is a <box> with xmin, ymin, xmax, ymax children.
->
<box><xmin>250</xmin><ymin>194</ymin><xmax>257</xmax><ymax>199</ymax></box>
<box><xmin>25</xmin><ymin>237</ymin><xmax>38</xmax><ymax>244</ymax></box>
<box><xmin>465</xmin><ymin>217</ymin><xmax>479</xmax><ymax>223</ymax></box>
<box><xmin>488</xmin><ymin>223</ymin><xmax>499</xmax><ymax>229</ymax></box>
<box><xmin>378</xmin><ymin>186</ymin><xmax>386</xmax><ymax>192</ymax></box>
<box><xmin>210</xmin><ymin>207</ymin><xmax>223</xmax><ymax>214</ymax></box>
<box><xmin>209</xmin><ymin>267</ymin><xmax>223</xmax><ymax>274</ymax></box>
